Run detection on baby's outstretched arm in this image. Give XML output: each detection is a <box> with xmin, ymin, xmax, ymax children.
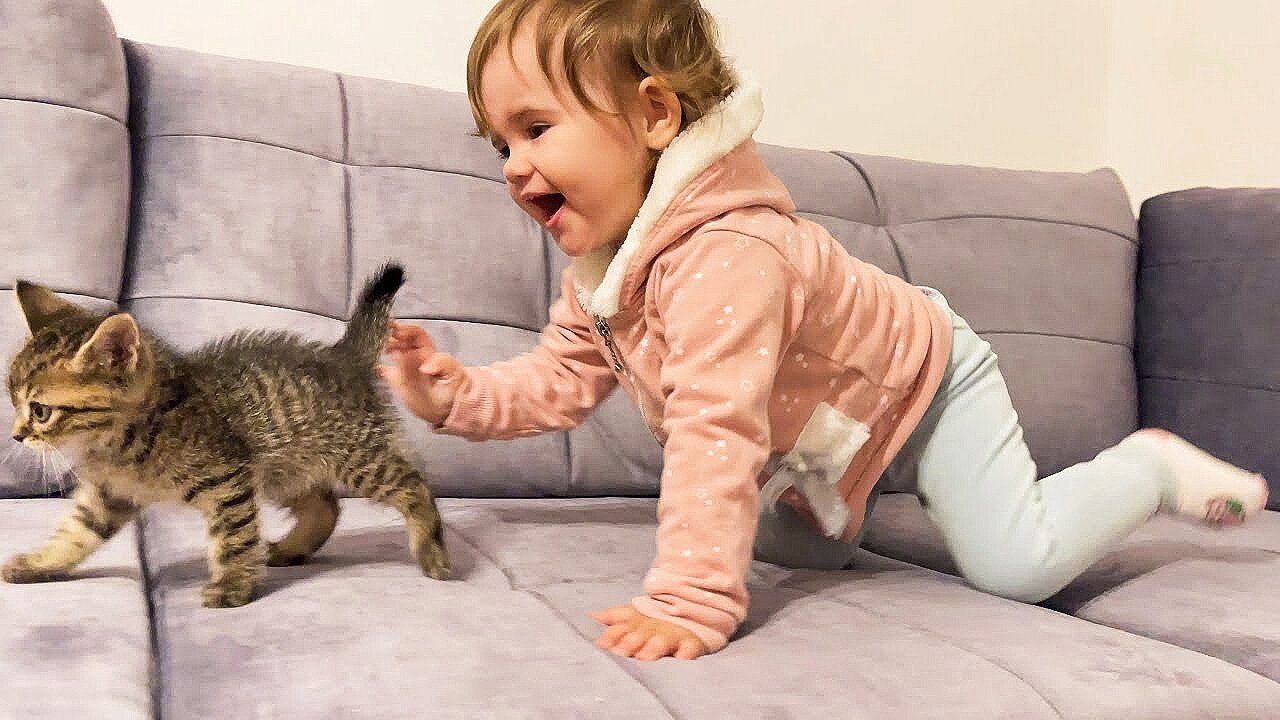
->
<box><xmin>382</xmin><ymin>268</ymin><xmax>618</xmax><ymax>440</ymax></box>
<box><xmin>595</xmin><ymin>232</ymin><xmax>806</xmax><ymax>658</ymax></box>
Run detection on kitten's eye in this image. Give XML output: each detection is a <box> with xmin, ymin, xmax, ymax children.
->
<box><xmin>29</xmin><ymin>402</ymin><xmax>52</xmax><ymax>423</ymax></box>
<box><xmin>495</xmin><ymin>145</ymin><xmax>510</xmax><ymax>160</ymax></box>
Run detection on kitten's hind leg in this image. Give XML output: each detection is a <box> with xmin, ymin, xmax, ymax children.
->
<box><xmin>267</xmin><ymin>488</ymin><xmax>340</xmax><ymax>567</ymax></box>
<box><xmin>184</xmin><ymin>469</ymin><xmax>265</xmax><ymax>608</ymax></box>
<box><xmin>348</xmin><ymin>457</ymin><xmax>448</xmax><ymax>580</ymax></box>
<box><xmin>2</xmin><ymin>483</ymin><xmax>137</xmax><ymax>583</ymax></box>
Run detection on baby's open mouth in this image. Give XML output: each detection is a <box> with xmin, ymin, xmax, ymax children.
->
<box><xmin>528</xmin><ymin>193</ymin><xmax>566</xmax><ymax>225</ymax></box>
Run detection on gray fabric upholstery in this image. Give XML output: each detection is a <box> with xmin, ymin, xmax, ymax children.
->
<box><xmin>137</xmin><ymin>498</ymin><xmax>1280</xmax><ymax>719</ymax></box>
<box><xmin>0</xmin><ymin>0</ymin><xmax>130</xmax><ymax>498</ymax></box>
<box><xmin>121</xmin><ymin>40</ymin><xmax>576</xmax><ymax>499</ymax></box>
<box><xmin>115</xmin><ymin>39</ymin><xmax>1147</xmax><ymax>498</ymax></box>
<box><xmin>4</xmin><ymin>1</ymin><xmax>1280</xmax><ymax>716</ymax></box>
<box><xmin>140</xmin><ymin>500</ymin><xmax>675</xmax><ymax>719</ymax></box>
<box><xmin>862</xmin><ymin>493</ymin><xmax>1280</xmax><ymax>682</ymax></box>
<box><xmin>0</xmin><ymin>499</ymin><xmax>151</xmax><ymax>719</ymax></box>
<box><xmin>1137</xmin><ymin>188</ymin><xmax>1280</xmax><ymax>508</ymax></box>
<box><xmin>840</xmin><ymin>154</ymin><xmax>1140</xmax><ymax>482</ymax></box>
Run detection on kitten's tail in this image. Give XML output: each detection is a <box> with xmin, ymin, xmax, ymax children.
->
<box><xmin>338</xmin><ymin>262</ymin><xmax>405</xmax><ymax>366</ymax></box>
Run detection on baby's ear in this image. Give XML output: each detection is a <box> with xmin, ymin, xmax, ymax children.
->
<box><xmin>14</xmin><ymin>280</ymin><xmax>81</xmax><ymax>333</ymax></box>
<box><xmin>72</xmin><ymin>313</ymin><xmax>142</xmax><ymax>373</ymax></box>
<box><xmin>637</xmin><ymin>76</ymin><xmax>682</xmax><ymax>151</ymax></box>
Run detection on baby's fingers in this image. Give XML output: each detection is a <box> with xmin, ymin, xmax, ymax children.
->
<box><xmin>589</xmin><ymin>605</ymin><xmax>635</xmax><ymax>626</ymax></box>
<box><xmin>388</xmin><ymin>321</ymin><xmax>435</xmax><ymax>352</ymax></box>
<box><xmin>418</xmin><ymin>352</ymin><xmax>461</xmax><ymax>382</ymax></box>
<box><xmin>674</xmin><ymin>638</ymin><xmax>705</xmax><ymax>660</ymax></box>
<box><xmin>595</xmin><ymin>623</ymin><xmax>632</xmax><ymax>651</ymax></box>
<box><xmin>633</xmin><ymin>635</ymin><xmax>677</xmax><ymax>662</ymax></box>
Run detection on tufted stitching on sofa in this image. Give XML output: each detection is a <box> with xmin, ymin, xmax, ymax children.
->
<box><xmin>0</xmin><ymin>95</ymin><xmax>126</xmax><ymax>127</ymax></box>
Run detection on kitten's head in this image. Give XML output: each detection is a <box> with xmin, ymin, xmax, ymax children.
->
<box><xmin>7</xmin><ymin>282</ymin><xmax>155</xmax><ymax>453</ymax></box>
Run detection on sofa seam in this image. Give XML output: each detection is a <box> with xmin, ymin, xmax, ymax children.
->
<box><xmin>134</xmin><ymin>513</ymin><xmax>166</xmax><ymax>720</ymax></box>
<box><xmin>0</xmin><ymin>95</ymin><xmax>127</xmax><ymax>127</ymax></box>
<box><xmin>1139</xmin><ymin>375</ymin><xmax>1280</xmax><ymax>395</ymax></box>
<box><xmin>441</xmin><ymin>524</ymin><xmax>517</xmax><ymax>591</ymax></box>
<box><xmin>542</xmin><ymin>231</ymin><xmax>573</xmax><ymax>495</ymax></box>
<box><xmin>897</xmin><ymin>215</ymin><xmax>1137</xmax><ymax>246</ymax></box>
<box><xmin>121</xmin><ymin>295</ymin><xmax>545</xmax><ymax>334</ymax></box>
<box><xmin>0</xmin><ymin>288</ymin><xmax>117</xmax><ymax>305</ymax></box>
<box><xmin>796</xmin><ymin>591</ymin><xmax>1065</xmax><ymax>718</ymax></box>
<box><xmin>523</xmin><ymin>587</ymin><xmax>683</xmax><ymax>720</ymax></box>
<box><xmin>1066</xmin><ymin>577</ymin><xmax>1280</xmax><ymax>690</ymax></box>
<box><xmin>336</xmin><ymin>73</ymin><xmax>349</xmax><ymax>163</ymax></box>
<box><xmin>337</xmin><ymin>73</ymin><xmax>354</xmax><ymax>315</ymax></box>
<box><xmin>342</xmin><ymin>166</ymin><xmax>353</xmax><ymax>317</ymax></box>
<box><xmin>1140</xmin><ymin>256</ymin><xmax>1280</xmax><ymax>270</ymax></box>
<box><xmin>142</xmin><ymin>133</ymin><xmax>505</xmax><ymax>185</ymax></box>
<box><xmin>884</xmin><ymin>226</ymin><xmax>913</xmax><ymax>283</ymax></box>
<box><xmin>831</xmin><ymin>152</ymin><xmax>883</xmax><ymax>222</ymax></box>
<box><xmin>981</xmin><ymin>330</ymin><xmax>1132</xmax><ymax>350</ymax></box>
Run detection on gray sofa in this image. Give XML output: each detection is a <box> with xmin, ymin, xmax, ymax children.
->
<box><xmin>2</xmin><ymin>1</ymin><xmax>1277</xmax><ymax>717</ymax></box>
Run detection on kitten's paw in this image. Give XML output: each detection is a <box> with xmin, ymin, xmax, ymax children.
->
<box><xmin>201</xmin><ymin>580</ymin><xmax>254</xmax><ymax>608</ymax></box>
<box><xmin>265</xmin><ymin>543</ymin><xmax>308</xmax><ymax>567</ymax></box>
<box><xmin>1</xmin><ymin>554</ymin><xmax>67</xmax><ymax>583</ymax></box>
<box><xmin>416</xmin><ymin>542</ymin><xmax>450</xmax><ymax>581</ymax></box>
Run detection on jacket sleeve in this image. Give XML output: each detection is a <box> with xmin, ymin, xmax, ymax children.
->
<box><xmin>631</xmin><ymin>232</ymin><xmax>805</xmax><ymax>652</ymax></box>
<box><xmin>435</xmin><ymin>267</ymin><xmax>618</xmax><ymax>440</ymax></box>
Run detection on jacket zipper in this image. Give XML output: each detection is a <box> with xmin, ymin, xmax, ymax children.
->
<box><xmin>594</xmin><ymin>316</ymin><xmax>626</xmax><ymax>372</ymax></box>
<box><xmin>595</xmin><ymin>315</ymin><xmax>659</xmax><ymax>440</ymax></box>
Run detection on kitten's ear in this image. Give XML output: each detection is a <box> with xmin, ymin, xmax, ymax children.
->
<box><xmin>72</xmin><ymin>314</ymin><xmax>142</xmax><ymax>373</ymax></box>
<box><xmin>14</xmin><ymin>281</ymin><xmax>80</xmax><ymax>333</ymax></box>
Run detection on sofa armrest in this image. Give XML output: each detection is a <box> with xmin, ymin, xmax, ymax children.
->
<box><xmin>1137</xmin><ymin>187</ymin><xmax>1280</xmax><ymax>509</ymax></box>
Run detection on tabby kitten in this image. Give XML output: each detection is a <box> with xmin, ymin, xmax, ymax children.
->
<box><xmin>3</xmin><ymin>264</ymin><xmax>448</xmax><ymax>607</ymax></box>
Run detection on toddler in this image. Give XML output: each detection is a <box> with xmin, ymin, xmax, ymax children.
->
<box><xmin>381</xmin><ymin>0</ymin><xmax>1268</xmax><ymax>661</ymax></box>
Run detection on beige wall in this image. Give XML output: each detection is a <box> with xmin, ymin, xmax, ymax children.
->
<box><xmin>101</xmin><ymin>0</ymin><xmax>1277</xmax><ymax>204</ymax></box>
<box><xmin>1104</xmin><ymin>0</ymin><xmax>1280</xmax><ymax>204</ymax></box>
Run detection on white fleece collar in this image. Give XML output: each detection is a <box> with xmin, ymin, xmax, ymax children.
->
<box><xmin>573</xmin><ymin>78</ymin><xmax>765</xmax><ymax>318</ymax></box>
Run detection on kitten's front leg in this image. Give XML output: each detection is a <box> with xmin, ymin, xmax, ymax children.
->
<box><xmin>185</xmin><ymin>470</ymin><xmax>264</xmax><ymax>608</ymax></box>
<box><xmin>2</xmin><ymin>483</ymin><xmax>137</xmax><ymax>583</ymax></box>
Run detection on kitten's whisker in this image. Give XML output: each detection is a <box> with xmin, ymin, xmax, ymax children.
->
<box><xmin>40</xmin><ymin>450</ymin><xmax>50</xmax><ymax>496</ymax></box>
<box><xmin>49</xmin><ymin>451</ymin><xmax>66</xmax><ymax>495</ymax></box>
<box><xmin>53</xmin><ymin>450</ymin><xmax>80</xmax><ymax>495</ymax></box>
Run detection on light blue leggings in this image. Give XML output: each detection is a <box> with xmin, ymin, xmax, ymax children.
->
<box><xmin>753</xmin><ymin>288</ymin><xmax>1170</xmax><ymax>603</ymax></box>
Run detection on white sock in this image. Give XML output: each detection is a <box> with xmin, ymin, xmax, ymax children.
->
<box><xmin>1122</xmin><ymin>429</ymin><xmax>1268</xmax><ymax>527</ymax></box>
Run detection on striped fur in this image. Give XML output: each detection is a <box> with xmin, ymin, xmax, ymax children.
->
<box><xmin>3</xmin><ymin>266</ymin><xmax>448</xmax><ymax>606</ymax></box>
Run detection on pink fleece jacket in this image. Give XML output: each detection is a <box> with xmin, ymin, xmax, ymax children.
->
<box><xmin>437</xmin><ymin>81</ymin><xmax>953</xmax><ymax>653</ymax></box>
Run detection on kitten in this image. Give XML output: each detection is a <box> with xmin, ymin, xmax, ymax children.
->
<box><xmin>2</xmin><ymin>264</ymin><xmax>448</xmax><ymax>607</ymax></box>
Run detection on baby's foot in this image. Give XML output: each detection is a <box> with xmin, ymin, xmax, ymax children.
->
<box><xmin>1127</xmin><ymin>429</ymin><xmax>1268</xmax><ymax>527</ymax></box>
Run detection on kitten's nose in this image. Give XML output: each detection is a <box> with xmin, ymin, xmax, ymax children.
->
<box><xmin>11</xmin><ymin>433</ymin><xmax>26</xmax><ymax>443</ymax></box>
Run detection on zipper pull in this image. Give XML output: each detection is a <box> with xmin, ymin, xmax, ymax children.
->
<box><xmin>594</xmin><ymin>316</ymin><xmax>625</xmax><ymax>372</ymax></box>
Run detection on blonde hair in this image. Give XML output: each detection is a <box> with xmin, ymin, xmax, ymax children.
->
<box><xmin>467</xmin><ymin>0</ymin><xmax>737</xmax><ymax>140</ymax></box>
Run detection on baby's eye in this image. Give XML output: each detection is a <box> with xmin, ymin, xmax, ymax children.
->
<box><xmin>29</xmin><ymin>402</ymin><xmax>52</xmax><ymax>423</ymax></box>
<box><xmin>527</xmin><ymin>123</ymin><xmax>548</xmax><ymax>140</ymax></box>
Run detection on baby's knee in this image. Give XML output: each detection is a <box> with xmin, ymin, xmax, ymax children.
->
<box><xmin>959</xmin><ymin>555</ymin><xmax>1068</xmax><ymax>604</ymax></box>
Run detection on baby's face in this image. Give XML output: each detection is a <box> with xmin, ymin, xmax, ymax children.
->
<box><xmin>480</xmin><ymin>24</ymin><xmax>656</xmax><ymax>258</ymax></box>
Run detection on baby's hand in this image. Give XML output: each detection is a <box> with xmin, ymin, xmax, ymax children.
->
<box><xmin>589</xmin><ymin>605</ymin><xmax>707</xmax><ymax>661</ymax></box>
<box><xmin>378</xmin><ymin>321</ymin><xmax>463</xmax><ymax>425</ymax></box>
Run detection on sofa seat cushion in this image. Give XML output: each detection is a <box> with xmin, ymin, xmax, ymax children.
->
<box><xmin>0</xmin><ymin>498</ymin><xmax>153</xmax><ymax>719</ymax></box>
<box><xmin>863</xmin><ymin>492</ymin><xmax>1280</xmax><ymax>681</ymax></box>
<box><xmin>138</xmin><ymin>497</ymin><xmax>1280</xmax><ymax>718</ymax></box>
